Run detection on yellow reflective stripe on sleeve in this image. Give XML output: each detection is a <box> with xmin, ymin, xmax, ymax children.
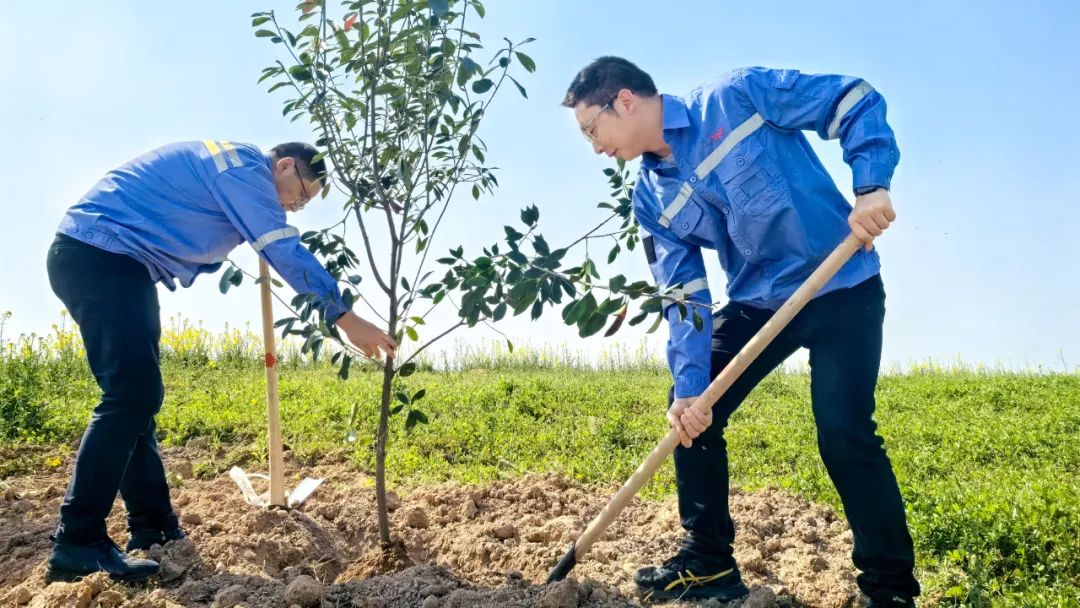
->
<box><xmin>203</xmin><ymin>140</ymin><xmax>229</xmax><ymax>173</ymax></box>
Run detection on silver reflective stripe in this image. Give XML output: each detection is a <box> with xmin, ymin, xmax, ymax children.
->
<box><xmin>220</xmin><ymin>142</ymin><xmax>243</xmax><ymax>168</ymax></box>
<box><xmin>658</xmin><ymin>183</ymin><xmax>695</xmax><ymax>228</ymax></box>
<box><xmin>667</xmin><ymin>277</ymin><xmax>709</xmax><ymax>300</ymax></box>
<box><xmin>252</xmin><ymin>227</ymin><xmax>300</xmax><ymax>251</ymax></box>
<box><xmin>827</xmin><ymin>81</ymin><xmax>874</xmax><ymax>140</ymax></box>
<box><xmin>203</xmin><ymin>140</ymin><xmax>229</xmax><ymax>173</ymax></box>
<box><xmin>695</xmin><ymin>113</ymin><xmax>765</xmax><ymax>177</ymax></box>
<box><xmin>656</xmin><ymin>113</ymin><xmax>766</xmax><ymax>228</ymax></box>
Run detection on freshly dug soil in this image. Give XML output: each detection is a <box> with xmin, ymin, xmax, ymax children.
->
<box><xmin>0</xmin><ymin>449</ymin><xmax>859</xmax><ymax>607</ymax></box>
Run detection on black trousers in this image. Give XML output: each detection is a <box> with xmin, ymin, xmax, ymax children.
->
<box><xmin>671</xmin><ymin>274</ymin><xmax>919</xmax><ymax>597</ymax></box>
<box><xmin>46</xmin><ymin>234</ymin><xmax>177</xmax><ymax>545</ymax></box>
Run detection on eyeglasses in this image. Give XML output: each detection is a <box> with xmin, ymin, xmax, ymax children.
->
<box><xmin>580</xmin><ymin>102</ymin><xmax>611</xmax><ymax>144</ymax></box>
<box><xmin>293</xmin><ymin>163</ymin><xmax>312</xmax><ymax>210</ymax></box>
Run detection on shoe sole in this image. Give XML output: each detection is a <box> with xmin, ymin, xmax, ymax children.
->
<box><xmin>639</xmin><ymin>582</ymin><xmax>749</xmax><ymax>603</ymax></box>
<box><xmin>45</xmin><ymin>568</ymin><xmax>159</xmax><ymax>584</ymax></box>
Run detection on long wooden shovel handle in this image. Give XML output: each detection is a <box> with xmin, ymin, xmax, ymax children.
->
<box><xmin>259</xmin><ymin>259</ymin><xmax>287</xmax><ymax>507</ymax></box>
<box><xmin>547</xmin><ymin>233</ymin><xmax>863</xmax><ymax>582</ymax></box>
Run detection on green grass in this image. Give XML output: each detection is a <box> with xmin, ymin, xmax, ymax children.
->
<box><xmin>2</xmin><ymin>328</ymin><xmax>1078</xmax><ymax>606</ymax></box>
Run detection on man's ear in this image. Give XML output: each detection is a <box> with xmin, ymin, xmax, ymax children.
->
<box><xmin>616</xmin><ymin>88</ymin><xmax>636</xmax><ymax>114</ymax></box>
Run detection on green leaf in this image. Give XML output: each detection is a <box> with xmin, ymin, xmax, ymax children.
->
<box><xmin>520</xmin><ymin>205</ymin><xmax>539</xmax><ymax>226</ymax></box>
<box><xmin>406</xmin><ymin>326</ymin><xmax>419</xmax><ymax>341</ymax></box>
<box><xmin>396</xmin><ymin>391</ymin><xmax>411</xmax><ymax>405</ymax></box>
<box><xmin>579</xmin><ymin>312</ymin><xmax>608</xmax><ymax>338</ymax></box>
<box><xmin>472</xmin><ymin>78</ymin><xmax>494</xmax><ymax>93</ymax></box>
<box><xmin>399</xmin><ymin>362</ymin><xmax>417</xmax><ymax>377</ymax></box>
<box><xmin>218</xmin><ymin>267</ymin><xmax>235</xmax><ymax>294</ymax></box>
<box><xmin>508</xmin><ymin>75</ymin><xmax>528</xmax><ymax>99</ymax></box>
<box><xmin>509</xmin><ymin>280</ymin><xmax>540</xmax><ymax>315</ymax></box>
<box><xmin>514</xmin><ymin>51</ymin><xmax>536</xmax><ymax>73</ymax></box>
<box><xmin>412</xmin><ymin>388</ymin><xmax>427</xmax><ymax>402</ymax></box>
<box><xmin>609</xmin><ymin>275</ymin><xmax>626</xmax><ymax>293</ymax></box>
<box><xmin>337</xmin><ymin>355</ymin><xmax>352</xmax><ymax>380</ymax></box>
<box><xmin>405</xmin><ymin>409</ymin><xmax>429</xmax><ymax>431</ymax></box>
<box><xmin>255</xmin><ymin>29</ymin><xmax>277</xmax><ymax>38</ymax></box>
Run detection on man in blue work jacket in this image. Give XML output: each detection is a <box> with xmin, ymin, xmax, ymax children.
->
<box><xmin>44</xmin><ymin>141</ymin><xmax>396</xmax><ymax>582</ymax></box>
<box><xmin>563</xmin><ymin>58</ymin><xmax>918</xmax><ymax>606</ymax></box>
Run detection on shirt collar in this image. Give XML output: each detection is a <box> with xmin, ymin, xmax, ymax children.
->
<box><xmin>642</xmin><ymin>95</ymin><xmax>688</xmax><ymax>171</ymax></box>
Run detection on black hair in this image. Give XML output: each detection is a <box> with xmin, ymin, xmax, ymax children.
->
<box><xmin>562</xmin><ymin>56</ymin><xmax>658</xmax><ymax>108</ymax></box>
<box><xmin>270</xmin><ymin>142</ymin><xmax>327</xmax><ymax>182</ymax></box>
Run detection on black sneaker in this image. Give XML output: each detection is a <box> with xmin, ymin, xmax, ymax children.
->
<box><xmin>125</xmin><ymin>526</ymin><xmax>186</xmax><ymax>552</ymax></box>
<box><xmin>635</xmin><ymin>551</ymin><xmax>748</xmax><ymax>602</ymax></box>
<box><xmin>861</xmin><ymin>592</ymin><xmax>916</xmax><ymax>607</ymax></box>
<box><xmin>45</xmin><ymin>538</ymin><xmax>160</xmax><ymax>583</ymax></box>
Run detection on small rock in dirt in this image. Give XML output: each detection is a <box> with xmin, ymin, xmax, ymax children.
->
<box><xmin>420</xmin><ymin>596</ymin><xmax>442</xmax><ymax>608</ymax></box>
<box><xmin>160</xmin><ymin>555</ymin><xmax>186</xmax><ymax>582</ymax></box>
<box><xmin>95</xmin><ymin>589</ymin><xmax>126</xmax><ymax>608</ymax></box>
<box><xmin>764</xmin><ymin>537</ymin><xmax>783</xmax><ymax>555</ymax></box>
<box><xmin>188</xmin><ymin>436</ymin><xmax>210</xmax><ymax>450</ymax></box>
<box><xmin>493</xmin><ymin>523</ymin><xmax>516</xmax><ymax>539</ymax></box>
<box><xmin>386</xmin><ymin>491</ymin><xmax>402</xmax><ymax>511</ymax></box>
<box><xmin>742</xmin><ymin>586</ymin><xmax>777</xmax><ymax>608</ymax></box>
<box><xmin>405</xmin><ymin>507</ymin><xmax>430</xmax><ymax>528</ymax></box>
<box><xmin>74</xmin><ymin>585</ymin><xmax>93</xmax><ymax>608</ymax></box>
<box><xmin>206</xmin><ymin>520</ymin><xmax>224</xmax><ymax>533</ymax></box>
<box><xmin>809</xmin><ymin>555</ymin><xmax>829</xmax><ymax>572</ymax></box>
<box><xmin>740</xmin><ymin>548</ymin><xmax>767</xmax><ymax>574</ymax></box>
<box><xmin>181</xmin><ymin>511</ymin><xmax>203</xmax><ymax>526</ymax></box>
<box><xmin>212</xmin><ymin>584</ymin><xmax>248</xmax><ymax>608</ymax></box>
<box><xmin>284</xmin><ymin>574</ymin><xmax>322</xmax><ymax>607</ymax></box>
<box><xmin>541</xmin><ymin>579</ymin><xmax>582</xmax><ymax>608</ymax></box>
<box><xmin>799</xmin><ymin>527</ymin><xmax>819</xmax><ymax>543</ymax></box>
<box><xmin>419</xmin><ymin>583</ymin><xmax>452</xmax><ymax>596</ymax></box>
<box><xmin>175</xmin><ymin>493</ymin><xmax>190</xmax><ymax>507</ymax></box>
<box><xmin>10</xmin><ymin>586</ymin><xmax>32</xmax><ymax>605</ymax></box>
<box><xmin>589</xmin><ymin>587</ymin><xmax>610</xmax><ymax>602</ymax></box>
<box><xmin>461</xmin><ymin>498</ymin><xmax>478</xmax><ymax>519</ymax></box>
<box><xmin>173</xmin><ymin>460</ymin><xmax>195</xmax><ymax>479</ymax></box>
<box><xmin>81</xmin><ymin>572</ymin><xmax>111</xmax><ymax>596</ymax></box>
<box><xmin>1</xmin><ymin>484</ymin><xmax>17</xmax><ymax>501</ymax></box>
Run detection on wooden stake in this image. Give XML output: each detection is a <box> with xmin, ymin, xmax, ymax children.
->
<box><xmin>259</xmin><ymin>259</ymin><xmax>287</xmax><ymax>507</ymax></box>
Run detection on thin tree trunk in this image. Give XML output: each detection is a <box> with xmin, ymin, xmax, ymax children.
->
<box><xmin>374</xmin><ymin>357</ymin><xmax>394</xmax><ymax>546</ymax></box>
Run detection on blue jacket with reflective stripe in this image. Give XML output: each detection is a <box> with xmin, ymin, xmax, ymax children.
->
<box><xmin>57</xmin><ymin>141</ymin><xmax>348</xmax><ymax>321</ymax></box>
<box><xmin>633</xmin><ymin>68</ymin><xmax>899</xmax><ymax>398</ymax></box>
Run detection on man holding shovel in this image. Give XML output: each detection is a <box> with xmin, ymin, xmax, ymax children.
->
<box><xmin>44</xmin><ymin>141</ymin><xmax>396</xmax><ymax>582</ymax></box>
<box><xmin>563</xmin><ymin>58</ymin><xmax>918</xmax><ymax>606</ymax></box>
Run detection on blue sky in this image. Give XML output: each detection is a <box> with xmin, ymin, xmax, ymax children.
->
<box><xmin>2</xmin><ymin>1</ymin><xmax>1078</xmax><ymax>370</ymax></box>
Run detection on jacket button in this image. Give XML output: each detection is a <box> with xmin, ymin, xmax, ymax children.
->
<box><xmin>689</xmin><ymin>176</ymin><xmax>698</xmax><ymax>183</ymax></box>
<box><xmin>737</xmin><ymin>157</ymin><xmax>745</xmax><ymax>166</ymax></box>
<box><xmin>744</xmin><ymin>248</ymin><xmax>752</xmax><ymax>255</ymax></box>
<box><xmin>681</xmin><ymin>222</ymin><xmax>689</xmax><ymax>230</ymax></box>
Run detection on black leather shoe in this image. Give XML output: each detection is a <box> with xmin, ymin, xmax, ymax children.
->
<box><xmin>45</xmin><ymin>538</ymin><xmax>160</xmax><ymax>583</ymax></box>
<box><xmin>634</xmin><ymin>551</ymin><xmax>748</xmax><ymax>602</ymax></box>
<box><xmin>125</xmin><ymin>526</ymin><xmax>186</xmax><ymax>552</ymax></box>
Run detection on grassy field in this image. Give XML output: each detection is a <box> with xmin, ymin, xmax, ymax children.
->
<box><xmin>2</xmin><ymin>319</ymin><xmax>1078</xmax><ymax>606</ymax></box>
